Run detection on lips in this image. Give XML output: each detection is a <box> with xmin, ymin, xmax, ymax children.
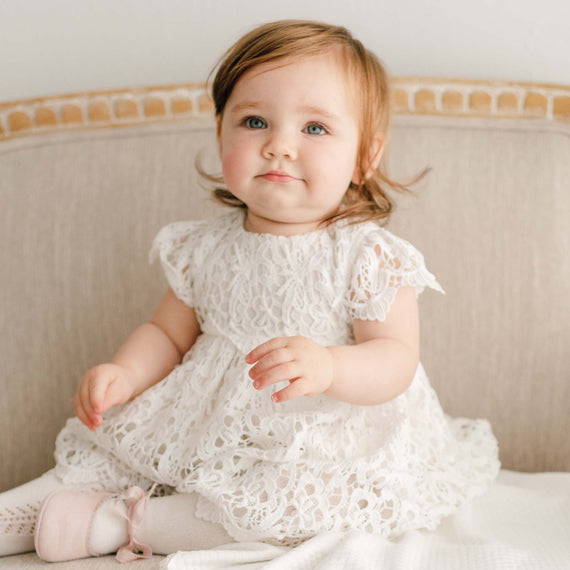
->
<box><xmin>260</xmin><ymin>171</ymin><xmax>297</xmax><ymax>183</ymax></box>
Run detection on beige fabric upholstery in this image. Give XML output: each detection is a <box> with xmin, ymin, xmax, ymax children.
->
<box><xmin>1</xmin><ymin>113</ymin><xmax>569</xmax><ymax>505</ymax></box>
<box><xmin>388</xmin><ymin>116</ymin><xmax>570</xmax><ymax>472</ymax></box>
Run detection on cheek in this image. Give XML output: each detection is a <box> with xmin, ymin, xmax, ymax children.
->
<box><xmin>220</xmin><ymin>138</ymin><xmax>252</xmax><ymax>185</ymax></box>
<box><xmin>311</xmin><ymin>143</ymin><xmax>358</xmax><ymax>186</ymax></box>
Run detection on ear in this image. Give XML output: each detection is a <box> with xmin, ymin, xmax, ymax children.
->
<box><xmin>351</xmin><ymin>134</ymin><xmax>385</xmax><ymax>185</ymax></box>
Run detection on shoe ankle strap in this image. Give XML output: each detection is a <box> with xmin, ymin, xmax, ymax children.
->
<box><xmin>115</xmin><ymin>484</ymin><xmax>156</xmax><ymax>563</ymax></box>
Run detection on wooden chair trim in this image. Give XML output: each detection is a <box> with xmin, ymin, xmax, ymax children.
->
<box><xmin>2</xmin><ymin>78</ymin><xmax>569</xmax><ymax>141</ymax></box>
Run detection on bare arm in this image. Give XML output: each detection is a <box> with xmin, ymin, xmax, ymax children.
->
<box><xmin>114</xmin><ymin>288</ymin><xmax>201</xmax><ymax>396</ymax></box>
<box><xmin>74</xmin><ymin>288</ymin><xmax>201</xmax><ymax>429</ymax></box>
<box><xmin>325</xmin><ymin>286</ymin><xmax>419</xmax><ymax>405</ymax></box>
<box><xmin>247</xmin><ymin>286</ymin><xmax>419</xmax><ymax>406</ymax></box>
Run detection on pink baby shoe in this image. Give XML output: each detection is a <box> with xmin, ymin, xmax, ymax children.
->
<box><xmin>34</xmin><ymin>486</ymin><xmax>154</xmax><ymax>563</ymax></box>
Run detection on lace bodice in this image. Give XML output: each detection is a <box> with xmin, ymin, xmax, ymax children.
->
<box><xmin>53</xmin><ymin>209</ymin><xmax>499</xmax><ymax>546</ymax></box>
<box><xmin>149</xmin><ymin>210</ymin><xmax>444</xmax><ymax>349</ymax></box>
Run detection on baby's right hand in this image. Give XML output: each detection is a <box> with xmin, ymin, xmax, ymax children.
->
<box><xmin>73</xmin><ymin>363</ymin><xmax>138</xmax><ymax>430</ymax></box>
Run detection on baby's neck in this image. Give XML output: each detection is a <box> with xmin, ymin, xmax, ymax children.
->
<box><xmin>243</xmin><ymin>212</ymin><xmax>324</xmax><ymax>236</ymax></box>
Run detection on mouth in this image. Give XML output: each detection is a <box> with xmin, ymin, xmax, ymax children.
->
<box><xmin>259</xmin><ymin>171</ymin><xmax>297</xmax><ymax>183</ymax></box>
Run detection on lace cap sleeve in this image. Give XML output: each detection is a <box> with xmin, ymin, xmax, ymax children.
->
<box><xmin>348</xmin><ymin>226</ymin><xmax>444</xmax><ymax>322</ymax></box>
<box><xmin>149</xmin><ymin>220</ymin><xmax>206</xmax><ymax>307</ymax></box>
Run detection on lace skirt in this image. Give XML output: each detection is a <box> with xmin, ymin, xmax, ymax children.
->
<box><xmin>54</xmin><ymin>334</ymin><xmax>500</xmax><ymax>545</ymax></box>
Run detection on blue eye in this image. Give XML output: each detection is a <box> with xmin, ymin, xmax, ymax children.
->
<box><xmin>305</xmin><ymin>124</ymin><xmax>326</xmax><ymax>136</ymax></box>
<box><xmin>244</xmin><ymin>117</ymin><xmax>266</xmax><ymax>129</ymax></box>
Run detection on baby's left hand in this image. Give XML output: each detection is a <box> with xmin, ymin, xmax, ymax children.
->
<box><xmin>246</xmin><ymin>336</ymin><xmax>334</xmax><ymax>403</ymax></box>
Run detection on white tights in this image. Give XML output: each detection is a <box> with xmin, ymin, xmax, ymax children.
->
<box><xmin>0</xmin><ymin>470</ymin><xmax>233</xmax><ymax>558</ymax></box>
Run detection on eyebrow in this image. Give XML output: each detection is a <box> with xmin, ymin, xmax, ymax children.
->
<box><xmin>229</xmin><ymin>101</ymin><xmax>261</xmax><ymax>113</ymax></box>
<box><xmin>300</xmin><ymin>105</ymin><xmax>340</xmax><ymax>121</ymax></box>
<box><xmin>229</xmin><ymin>101</ymin><xmax>340</xmax><ymax>121</ymax></box>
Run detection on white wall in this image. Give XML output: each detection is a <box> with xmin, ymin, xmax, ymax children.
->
<box><xmin>1</xmin><ymin>0</ymin><xmax>569</xmax><ymax>103</ymax></box>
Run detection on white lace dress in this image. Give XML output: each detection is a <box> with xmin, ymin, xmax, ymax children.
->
<box><xmin>54</xmin><ymin>209</ymin><xmax>499</xmax><ymax>545</ymax></box>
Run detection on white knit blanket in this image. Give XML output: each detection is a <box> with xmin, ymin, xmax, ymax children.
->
<box><xmin>163</xmin><ymin>470</ymin><xmax>570</xmax><ymax>570</ymax></box>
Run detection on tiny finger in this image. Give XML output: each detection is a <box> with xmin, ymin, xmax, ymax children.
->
<box><xmin>74</xmin><ymin>395</ymin><xmax>99</xmax><ymax>430</ymax></box>
<box><xmin>246</xmin><ymin>337</ymin><xmax>287</xmax><ymax>364</ymax></box>
<box><xmin>79</xmin><ymin>381</ymin><xmax>103</xmax><ymax>427</ymax></box>
<box><xmin>79</xmin><ymin>376</ymin><xmax>95</xmax><ymax>416</ymax></box>
<box><xmin>271</xmin><ymin>378</ymin><xmax>306</xmax><ymax>404</ymax></box>
<box><xmin>89</xmin><ymin>375</ymin><xmax>109</xmax><ymax>414</ymax></box>
<box><xmin>249</xmin><ymin>348</ymin><xmax>293</xmax><ymax>379</ymax></box>
<box><xmin>253</xmin><ymin>361</ymin><xmax>299</xmax><ymax>389</ymax></box>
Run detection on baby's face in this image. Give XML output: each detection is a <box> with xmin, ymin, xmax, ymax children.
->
<box><xmin>217</xmin><ymin>51</ymin><xmax>360</xmax><ymax>235</ymax></box>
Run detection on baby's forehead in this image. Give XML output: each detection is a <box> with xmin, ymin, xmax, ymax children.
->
<box><xmin>230</xmin><ymin>51</ymin><xmax>359</xmax><ymax>110</ymax></box>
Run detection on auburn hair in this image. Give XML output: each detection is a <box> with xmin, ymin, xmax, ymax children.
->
<box><xmin>198</xmin><ymin>19</ymin><xmax>425</xmax><ymax>226</ymax></box>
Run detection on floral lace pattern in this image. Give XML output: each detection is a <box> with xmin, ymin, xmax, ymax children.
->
<box><xmin>54</xmin><ymin>210</ymin><xmax>499</xmax><ymax>545</ymax></box>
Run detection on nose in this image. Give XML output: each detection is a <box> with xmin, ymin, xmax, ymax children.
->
<box><xmin>261</xmin><ymin>129</ymin><xmax>297</xmax><ymax>160</ymax></box>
